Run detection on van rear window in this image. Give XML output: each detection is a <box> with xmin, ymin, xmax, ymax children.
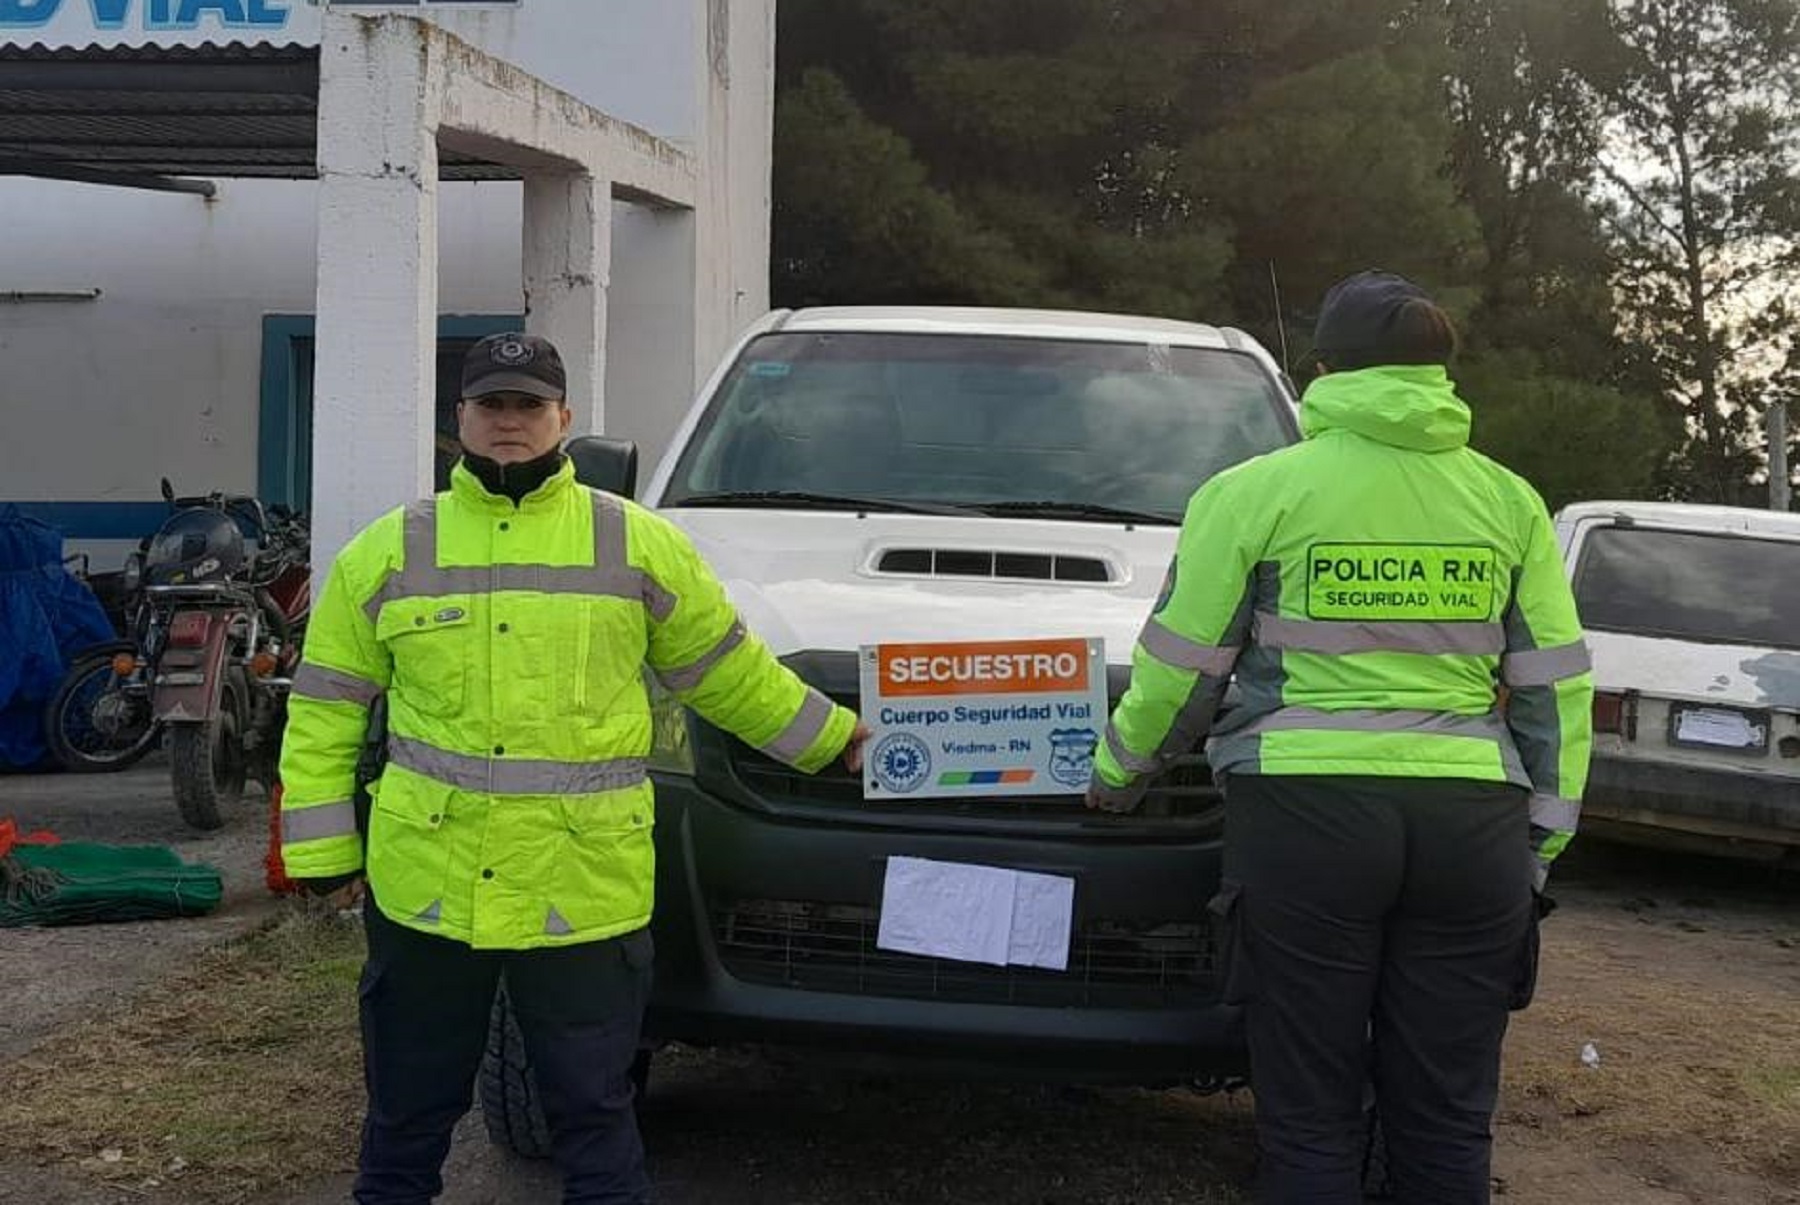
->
<box><xmin>1573</xmin><ymin>526</ymin><xmax>1800</xmax><ymax>650</ymax></box>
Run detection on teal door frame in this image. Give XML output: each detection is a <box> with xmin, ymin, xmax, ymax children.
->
<box><xmin>258</xmin><ymin>314</ymin><xmax>523</xmax><ymax>511</ymax></box>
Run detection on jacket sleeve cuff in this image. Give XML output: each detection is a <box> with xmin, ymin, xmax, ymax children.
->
<box><xmin>791</xmin><ymin>703</ymin><xmax>859</xmax><ymax>775</ymax></box>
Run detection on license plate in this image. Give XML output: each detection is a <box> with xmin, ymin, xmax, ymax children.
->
<box><xmin>1669</xmin><ymin>704</ymin><xmax>1770</xmax><ymax>753</ymax></box>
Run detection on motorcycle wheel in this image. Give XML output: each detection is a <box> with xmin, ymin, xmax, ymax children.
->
<box><xmin>44</xmin><ymin>652</ymin><xmax>161</xmax><ymax>773</ymax></box>
<box><xmin>170</xmin><ymin>709</ymin><xmax>247</xmax><ymax>831</ymax></box>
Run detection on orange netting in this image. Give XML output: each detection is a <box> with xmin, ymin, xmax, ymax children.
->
<box><xmin>264</xmin><ymin>783</ymin><xmax>303</xmax><ymax>896</ymax></box>
<box><xmin>0</xmin><ymin>817</ymin><xmax>60</xmax><ymax>860</ymax></box>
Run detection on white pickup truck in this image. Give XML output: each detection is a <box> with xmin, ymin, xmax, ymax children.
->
<box><xmin>484</xmin><ymin>305</ymin><xmax>1300</xmax><ymax>1150</ymax></box>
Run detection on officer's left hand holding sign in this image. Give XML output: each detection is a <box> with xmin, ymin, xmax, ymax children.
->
<box><xmin>276</xmin><ymin>332</ymin><xmax>869</xmax><ymax>1204</ymax></box>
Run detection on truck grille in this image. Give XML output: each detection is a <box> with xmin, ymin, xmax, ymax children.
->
<box><xmin>724</xmin><ymin>738</ymin><xmax>1223</xmax><ymax>824</ymax></box>
<box><xmin>711</xmin><ymin>896</ymin><xmax>1217</xmax><ymax>1008</ymax></box>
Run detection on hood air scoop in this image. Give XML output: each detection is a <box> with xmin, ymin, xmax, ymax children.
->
<box><xmin>874</xmin><ymin>547</ymin><xmax>1115</xmax><ymax>583</ymax></box>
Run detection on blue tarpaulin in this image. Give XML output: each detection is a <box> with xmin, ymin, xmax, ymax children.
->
<box><xmin>0</xmin><ymin>506</ymin><xmax>117</xmax><ymax>771</ymax></box>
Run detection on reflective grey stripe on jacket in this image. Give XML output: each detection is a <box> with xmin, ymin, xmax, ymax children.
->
<box><xmin>1138</xmin><ymin>617</ymin><xmax>1241</xmax><ymax>676</ymax></box>
<box><xmin>656</xmin><ymin>620</ymin><xmax>748</xmax><ymax>693</ymax></box>
<box><xmin>281</xmin><ymin>799</ymin><xmax>359</xmax><ymax>844</ymax></box>
<box><xmin>1501</xmin><ymin>642</ymin><xmax>1591</xmax><ymax>688</ymax></box>
<box><xmin>1207</xmin><ymin>706</ymin><xmax>1530</xmax><ymax>787</ymax></box>
<box><xmin>363</xmin><ymin>495</ymin><xmax>675</xmax><ymax>623</ymax></box>
<box><xmin>292</xmin><ymin>662</ymin><xmax>384</xmax><ymax>708</ymax></box>
<box><xmin>1102</xmin><ymin>565</ymin><xmax>1264</xmax><ymax>798</ymax></box>
<box><xmin>1501</xmin><ymin>569</ymin><xmax>1592</xmax><ymax>799</ymax></box>
<box><xmin>762</xmin><ymin>689</ymin><xmax>838</xmax><ymax>767</ymax></box>
<box><xmin>387</xmin><ymin>734</ymin><xmax>648</xmax><ymax>795</ymax></box>
<box><xmin>1253</xmin><ymin>613</ymin><xmax>1507</xmax><ymax>657</ymax></box>
<box><xmin>1529</xmin><ymin>792</ymin><xmax>1581</xmax><ymax>831</ymax></box>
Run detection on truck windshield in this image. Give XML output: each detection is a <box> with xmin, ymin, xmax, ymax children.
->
<box><xmin>1574</xmin><ymin>526</ymin><xmax>1800</xmax><ymax>650</ymax></box>
<box><xmin>660</xmin><ymin>330</ymin><xmax>1295</xmax><ymax>521</ymax></box>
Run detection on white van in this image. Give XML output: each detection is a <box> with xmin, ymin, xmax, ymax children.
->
<box><xmin>1556</xmin><ymin>501</ymin><xmax>1800</xmax><ymax>862</ymax></box>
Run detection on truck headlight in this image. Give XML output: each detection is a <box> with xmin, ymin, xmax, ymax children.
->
<box><xmin>647</xmin><ymin>680</ymin><xmax>695</xmax><ymax>776</ymax></box>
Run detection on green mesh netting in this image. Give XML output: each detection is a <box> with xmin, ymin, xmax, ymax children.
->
<box><xmin>0</xmin><ymin>842</ymin><xmax>223</xmax><ymax>926</ymax></box>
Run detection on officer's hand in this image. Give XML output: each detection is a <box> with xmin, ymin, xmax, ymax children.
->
<box><xmin>843</xmin><ymin>722</ymin><xmax>873</xmax><ymax>773</ymax></box>
<box><xmin>301</xmin><ymin>873</ymin><xmax>366</xmax><ymax>912</ymax></box>
<box><xmin>1084</xmin><ymin>776</ymin><xmax>1139</xmax><ymax>814</ymax></box>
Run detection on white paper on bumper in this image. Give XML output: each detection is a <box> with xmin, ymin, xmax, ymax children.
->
<box><xmin>876</xmin><ymin>856</ymin><xmax>1074</xmax><ymax>971</ymax></box>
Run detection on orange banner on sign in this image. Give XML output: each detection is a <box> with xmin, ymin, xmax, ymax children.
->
<box><xmin>877</xmin><ymin>638</ymin><xmax>1092</xmax><ymax>698</ymax></box>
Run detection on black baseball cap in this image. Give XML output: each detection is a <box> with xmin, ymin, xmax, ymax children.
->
<box><xmin>1312</xmin><ymin>270</ymin><xmax>1435</xmax><ymax>367</ymax></box>
<box><xmin>461</xmin><ymin>332</ymin><xmax>567</xmax><ymax>401</ymax></box>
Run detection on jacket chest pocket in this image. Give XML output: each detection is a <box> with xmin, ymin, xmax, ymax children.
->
<box><xmin>564</xmin><ymin>599</ymin><xmax>648</xmax><ymax>717</ymax></box>
<box><xmin>378</xmin><ymin>596</ymin><xmax>475</xmax><ymax>719</ymax></box>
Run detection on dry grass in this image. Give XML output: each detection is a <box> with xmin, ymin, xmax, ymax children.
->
<box><xmin>0</xmin><ymin>905</ymin><xmax>366</xmax><ymax>1202</ymax></box>
<box><xmin>1497</xmin><ymin>921</ymin><xmax>1800</xmax><ymax>1194</ymax></box>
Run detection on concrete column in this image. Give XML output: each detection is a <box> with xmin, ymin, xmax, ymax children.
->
<box><xmin>605</xmin><ymin>203</ymin><xmax>699</xmax><ymax>466</ymax></box>
<box><xmin>311</xmin><ymin>13</ymin><xmax>442</xmax><ymax>571</ymax></box>
<box><xmin>524</xmin><ymin>172</ymin><xmax>609</xmax><ymax>436</ymax></box>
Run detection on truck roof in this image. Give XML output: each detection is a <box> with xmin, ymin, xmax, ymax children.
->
<box><xmin>1558</xmin><ymin>500</ymin><xmax>1800</xmax><ymax>538</ymax></box>
<box><xmin>774</xmin><ymin>305</ymin><xmax>1256</xmax><ymax>352</ymax></box>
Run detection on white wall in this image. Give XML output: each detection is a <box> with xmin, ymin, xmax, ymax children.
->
<box><xmin>0</xmin><ymin>176</ymin><xmax>522</xmax><ymax>502</ymax></box>
<box><xmin>0</xmin><ymin>0</ymin><xmax>778</xmax><ymax>532</ymax></box>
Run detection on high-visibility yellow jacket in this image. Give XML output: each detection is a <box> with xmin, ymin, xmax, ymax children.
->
<box><xmin>278</xmin><ymin>459</ymin><xmax>856</xmax><ymax>949</ymax></box>
<box><xmin>1093</xmin><ymin>365</ymin><xmax>1594</xmax><ymax>876</ymax></box>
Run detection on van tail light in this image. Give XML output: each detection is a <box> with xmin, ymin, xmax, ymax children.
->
<box><xmin>169</xmin><ymin>612</ymin><xmax>211</xmax><ymax>648</ymax></box>
<box><xmin>1593</xmin><ymin>691</ymin><xmax>1636</xmax><ymax>738</ymax></box>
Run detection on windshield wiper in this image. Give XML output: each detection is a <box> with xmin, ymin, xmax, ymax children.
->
<box><xmin>967</xmin><ymin>500</ymin><xmax>1179</xmax><ymax>526</ymax></box>
<box><xmin>671</xmin><ymin>491</ymin><xmax>977</xmax><ymax>517</ymax></box>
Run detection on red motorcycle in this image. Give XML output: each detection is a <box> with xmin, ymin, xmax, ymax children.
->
<box><xmin>139</xmin><ymin>483</ymin><xmax>310</xmax><ymax>829</ymax></box>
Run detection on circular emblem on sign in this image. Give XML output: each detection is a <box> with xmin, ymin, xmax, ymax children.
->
<box><xmin>871</xmin><ymin>732</ymin><xmax>931</xmax><ymax>794</ymax></box>
<box><xmin>492</xmin><ymin>338</ymin><xmax>536</xmax><ymax>367</ymax></box>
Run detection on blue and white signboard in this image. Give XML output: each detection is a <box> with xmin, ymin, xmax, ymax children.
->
<box><xmin>0</xmin><ymin>1</ymin><xmax>521</xmax><ymax>43</ymax></box>
<box><xmin>859</xmin><ymin>636</ymin><xmax>1108</xmax><ymax>800</ymax></box>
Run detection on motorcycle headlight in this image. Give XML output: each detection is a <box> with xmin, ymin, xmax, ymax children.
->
<box><xmin>121</xmin><ymin>554</ymin><xmax>143</xmax><ymax>594</ymax></box>
<box><xmin>647</xmin><ymin>680</ymin><xmax>695</xmax><ymax>776</ymax></box>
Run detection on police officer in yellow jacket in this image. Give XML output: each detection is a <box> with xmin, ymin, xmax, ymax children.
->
<box><xmin>279</xmin><ymin>333</ymin><xmax>870</xmax><ymax>1205</ymax></box>
<box><xmin>1088</xmin><ymin>273</ymin><xmax>1593</xmax><ymax>1205</ymax></box>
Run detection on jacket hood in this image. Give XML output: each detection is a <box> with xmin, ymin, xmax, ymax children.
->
<box><xmin>1300</xmin><ymin>365</ymin><xmax>1471</xmax><ymax>453</ymax></box>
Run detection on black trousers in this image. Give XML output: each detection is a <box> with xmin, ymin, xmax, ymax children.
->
<box><xmin>354</xmin><ymin>899</ymin><xmax>653</xmax><ymax>1205</ymax></box>
<box><xmin>1216</xmin><ymin>776</ymin><xmax>1537</xmax><ymax>1205</ymax></box>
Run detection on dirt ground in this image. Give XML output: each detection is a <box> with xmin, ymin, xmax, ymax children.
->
<box><xmin>1</xmin><ymin>761</ymin><xmax>1795</xmax><ymax>1205</ymax></box>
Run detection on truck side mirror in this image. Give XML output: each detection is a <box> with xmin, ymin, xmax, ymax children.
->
<box><xmin>566</xmin><ymin>435</ymin><xmax>639</xmax><ymax>500</ymax></box>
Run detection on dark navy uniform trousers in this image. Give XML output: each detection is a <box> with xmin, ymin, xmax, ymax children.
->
<box><xmin>354</xmin><ymin>898</ymin><xmax>653</xmax><ymax>1205</ymax></box>
<box><xmin>1216</xmin><ymin>775</ymin><xmax>1538</xmax><ymax>1205</ymax></box>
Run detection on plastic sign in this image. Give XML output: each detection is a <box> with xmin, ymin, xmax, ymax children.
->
<box><xmin>859</xmin><ymin>637</ymin><xmax>1107</xmax><ymax>800</ymax></box>
<box><xmin>0</xmin><ymin>0</ymin><xmax>293</xmax><ymax>29</ymax></box>
<box><xmin>0</xmin><ymin>1</ymin><xmax>519</xmax><ymax>34</ymax></box>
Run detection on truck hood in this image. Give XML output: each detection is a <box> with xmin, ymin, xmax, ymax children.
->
<box><xmin>1587</xmin><ymin>629</ymin><xmax>1800</xmax><ymax>712</ymax></box>
<box><xmin>660</xmin><ymin>510</ymin><xmax>1175</xmax><ymax>664</ymax></box>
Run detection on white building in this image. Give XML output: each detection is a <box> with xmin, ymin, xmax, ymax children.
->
<box><xmin>0</xmin><ymin>0</ymin><xmax>776</xmax><ymax>565</ymax></box>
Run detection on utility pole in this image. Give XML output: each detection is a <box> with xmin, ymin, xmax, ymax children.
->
<box><xmin>1772</xmin><ymin>399</ymin><xmax>1792</xmax><ymax>512</ymax></box>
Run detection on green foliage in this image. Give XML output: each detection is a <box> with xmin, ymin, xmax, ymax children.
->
<box><xmin>771</xmin><ymin>0</ymin><xmax>1800</xmax><ymax>504</ymax></box>
<box><xmin>773</xmin><ymin>69</ymin><xmax>1047</xmax><ymax>307</ymax></box>
<box><xmin>773</xmin><ymin>0</ymin><xmax>1239</xmax><ymax>317</ymax></box>
<box><xmin>1457</xmin><ymin>350</ymin><xmax>1683</xmax><ymax>508</ymax></box>
<box><xmin>1184</xmin><ymin>41</ymin><xmax>1486</xmax><ymax>340</ymax></box>
<box><xmin>1588</xmin><ymin>0</ymin><xmax>1800</xmax><ymax>503</ymax></box>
